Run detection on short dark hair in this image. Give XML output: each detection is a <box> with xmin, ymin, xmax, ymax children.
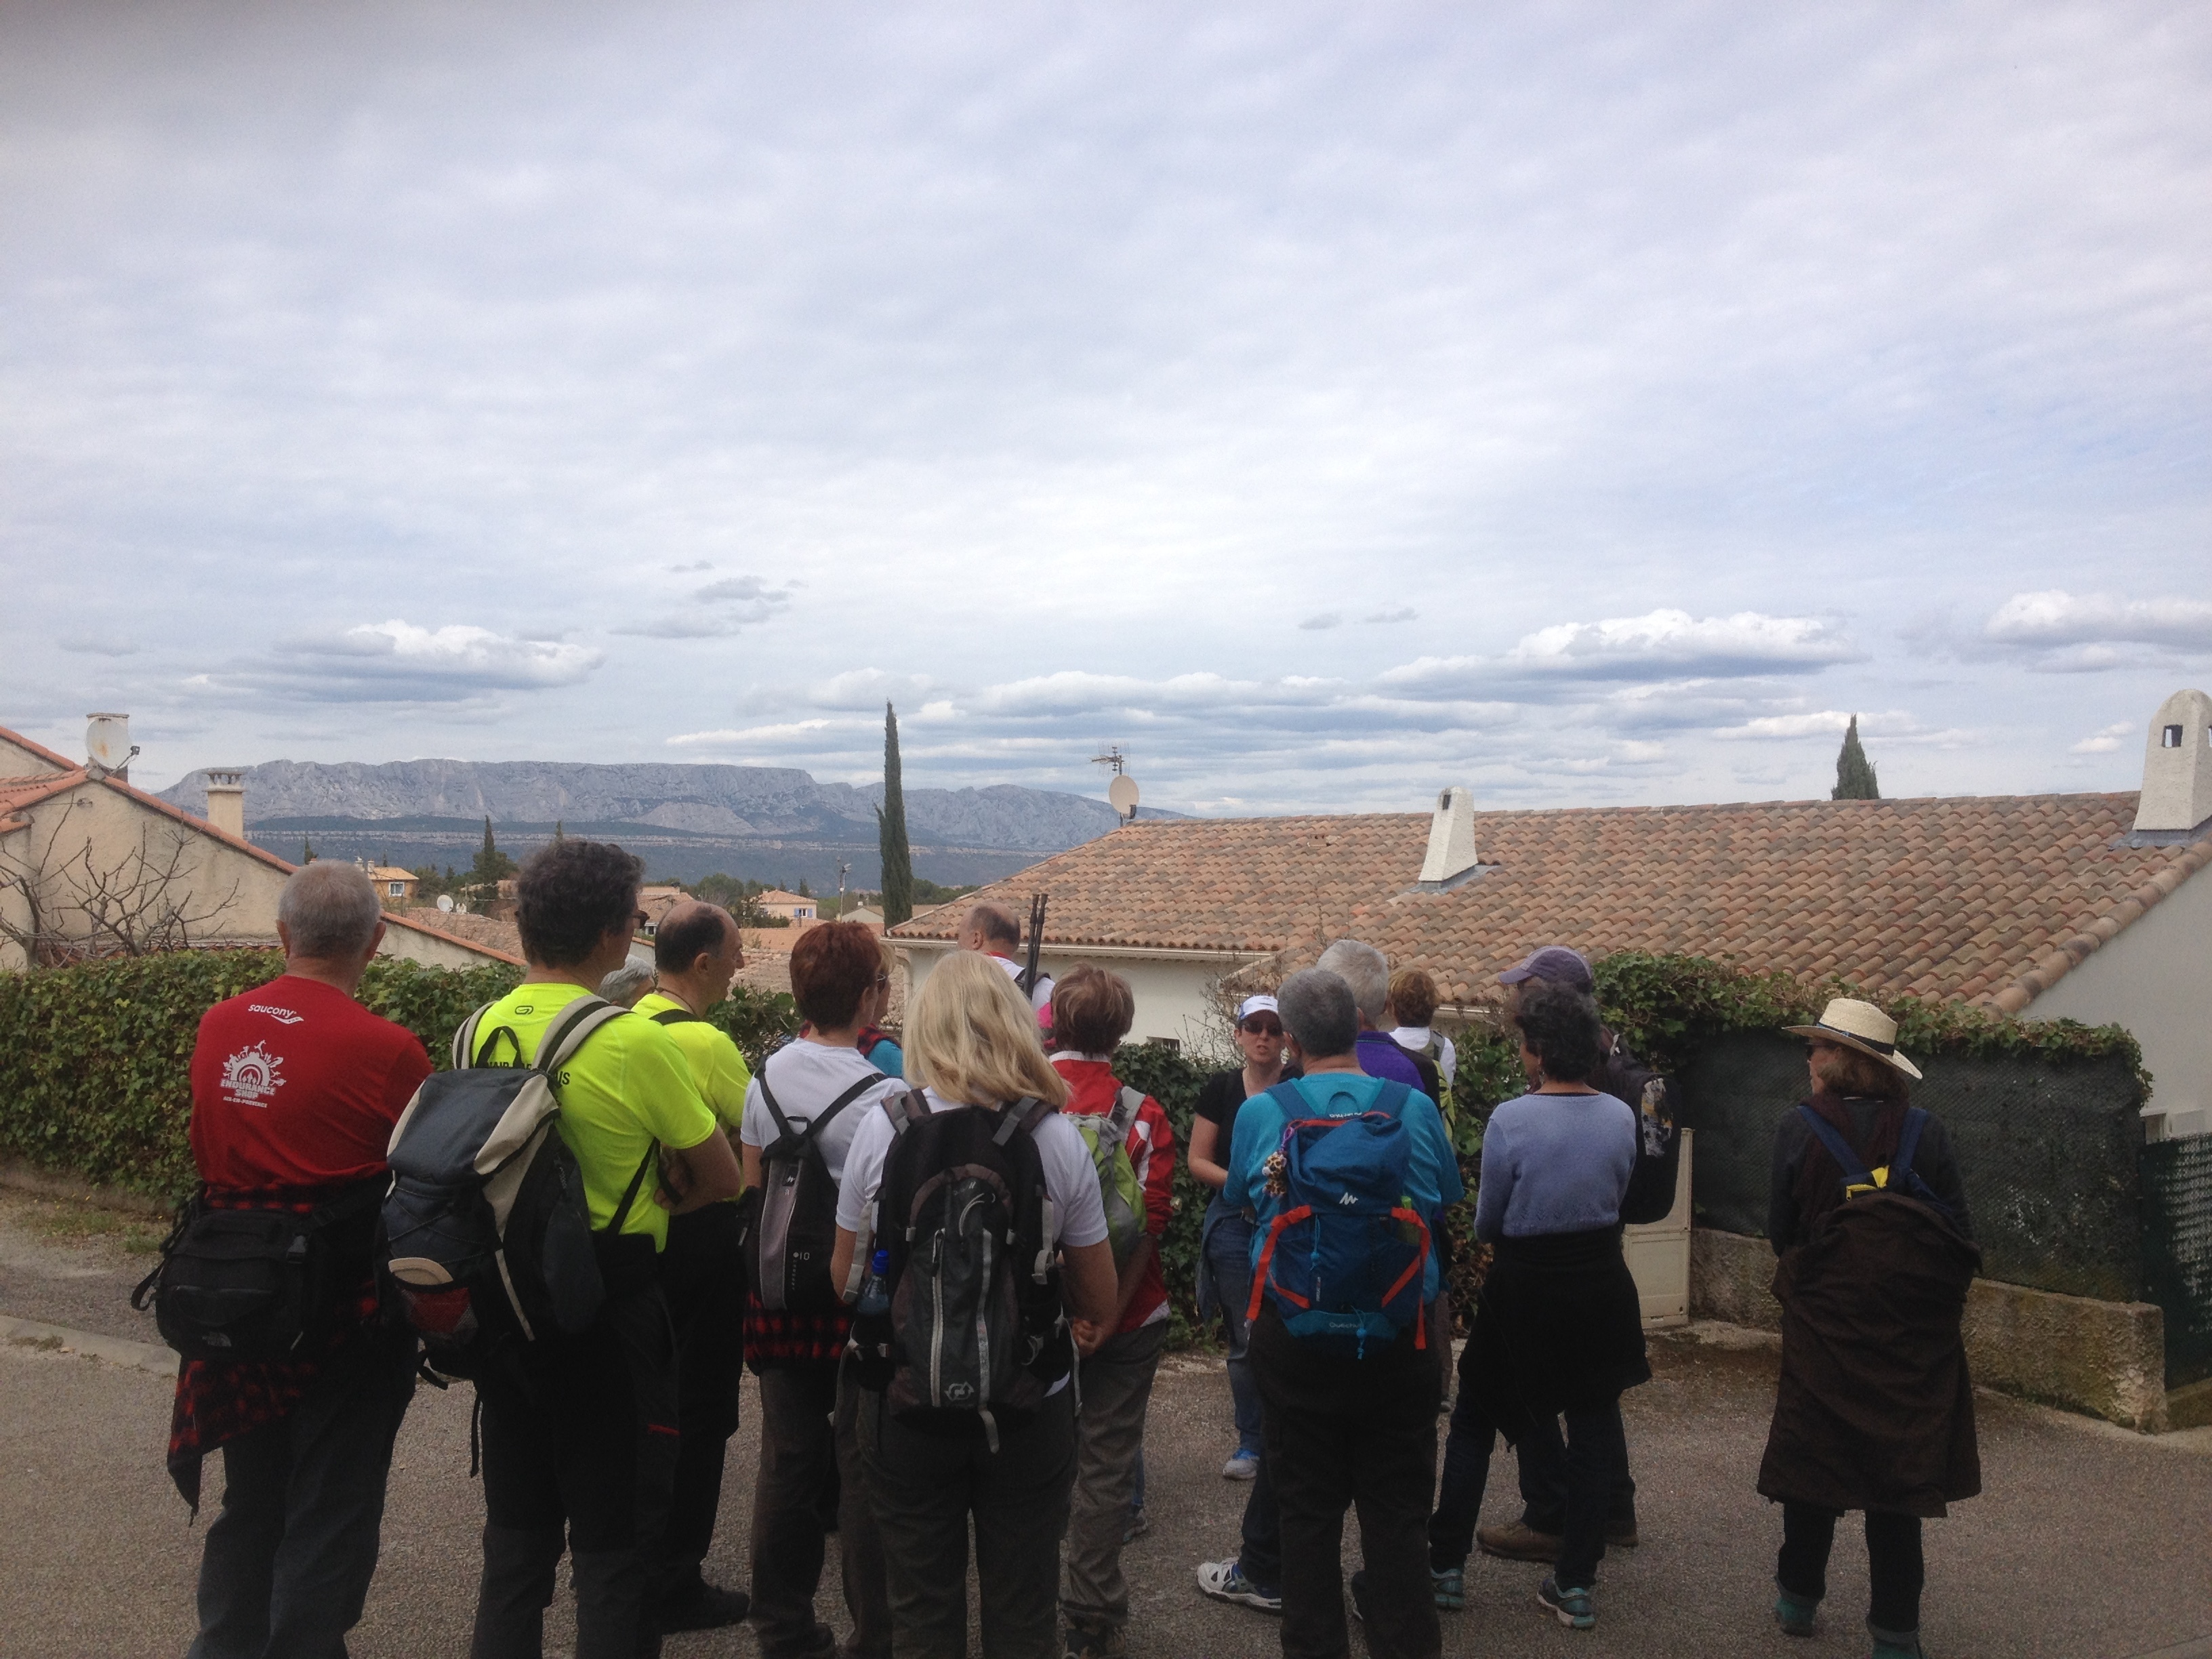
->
<box><xmin>1388</xmin><ymin>968</ymin><xmax>1439</xmax><ymax>1027</ymax></box>
<box><xmin>1510</xmin><ymin>978</ymin><xmax>1604</xmax><ymax>1084</ymax></box>
<box><xmin>1277</xmin><ymin>968</ymin><xmax>1359</xmax><ymax>1059</ymax></box>
<box><xmin>654</xmin><ymin>903</ymin><xmax>732</xmax><ymax>975</ymax></box>
<box><xmin>1051</xmin><ymin>964</ymin><xmax>1135</xmax><ymax>1054</ymax></box>
<box><xmin>515</xmin><ymin>839</ymin><xmax>642</xmax><ymax>968</ymax></box>
<box><xmin>790</xmin><ymin>921</ymin><xmax>886</xmax><ymax>1030</ymax></box>
<box><xmin>966</xmin><ymin>903</ymin><xmax>1021</xmax><ymax>949</ymax></box>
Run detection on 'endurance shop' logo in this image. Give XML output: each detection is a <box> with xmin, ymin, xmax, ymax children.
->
<box><xmin>220</xmin><ymin>1042</ymin><xmax>287</xmax><ymax>1108</ymax></box>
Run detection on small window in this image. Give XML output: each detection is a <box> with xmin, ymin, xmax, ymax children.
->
<box><xmin>390</xmin><ymin>882</ymin><xmax>403</xmax><ymax>897</ymax></box>
<box><xmin>2164</xmin><ymin>724</ymin><xmax>2184</xmax><ymax>748</ymax></box>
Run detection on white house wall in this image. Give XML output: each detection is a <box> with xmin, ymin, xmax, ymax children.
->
<box><xmin>900</xmin><ymin>944</ymin><xmax>1246</xmax><ymax>1057</ymax></box>
<box><xmin>2027</xmin><ymin>864</ymin><xmax>2212</xmax><ymax>1136</ymax></box>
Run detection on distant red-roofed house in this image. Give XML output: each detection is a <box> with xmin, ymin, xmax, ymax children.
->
<box><xmin>891</xmin><ymin>691</ymin><xmax>2212</xmax><ymax>1136</ymax></box>
<box><xmin>1</xmin><ymin>718</ymin><xmax>520</xmax><ymax>972</ymax></box>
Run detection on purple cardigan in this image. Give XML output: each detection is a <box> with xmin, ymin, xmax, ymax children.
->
<box><xmin>1355</xmin><ymin>1029</ymin><xmax>1427</xmax><ymax>1093</ymax></box>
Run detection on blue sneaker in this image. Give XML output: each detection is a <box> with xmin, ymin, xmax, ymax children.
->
<box><xmin>1538</xmin><ymin>1576</ymin><xmax>1595</xmax><ymax>1631</ymax></box>
<box><xmin>1431</xmin><ymin>1565</ymin><xmax>1465</xmax><ymax>1610</ymax></box>
<box><xmin>1196</xmin><ymin>1559</ymin><xmax>1281</xmax><ymax>1614</ymax></box>
<box><xmin>1868</xmin><ymin>1625</ymin><xmax>1924</xmax><ymax>1658</ymax></box>
<box><xmin>1775</xmin><ymin>1584</ymin><xmax>1819</xmax><ymax>1637</ymax></box>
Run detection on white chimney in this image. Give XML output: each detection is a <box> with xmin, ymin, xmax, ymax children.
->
<box><xmin>205</xmin><ymin>769</ymin><xmax>246</xmax><ymax>840</ymax></box>
<box><xmin>85</xmin><ymin>712</ymin><xmax>134</xmax><ymax>780</ymax></box>
<box><xmin>2134</xmin><ymin>689</ymin><xmax>2212</xmax><ymax>836</ymax></box>
<box><xmin>1416</xmin><ymin>785</ymin><xmax>1482</xmax><ymax>890</ymax></box>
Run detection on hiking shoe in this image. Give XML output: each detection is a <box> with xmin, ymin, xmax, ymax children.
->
<box><xmin>1064</xmin><ymin>1621</ymin><xmax>1128</xmax><ymax>1659</ymax></box>
<box><xmin>1607</xmin><ymin>1522</ymin><xmax>1640</xmax><ymax>1549</ymax></box>
<box><xmin>1222</xmin><ymin>1450</ymin><xmax>1261</xmax><ymax>1481</ymax></box>
<box><xmin>1478</xmin><ymin>1519</ymin><xmax>1563</xmax><ymax>1562</ymax></box>
<box><xmin>1774</xmin><ymin>1585</ymin><xmax>1819</xmax><ymax>1637</ymax></box>
<box><xmin>1123</xmin><ymin>1507</ymin><xmax>1151</xmax><ymax>1543</ymax></box>
<box><xmin>657</xmin><ymin>1580</ymin><xmax>751</xmax><ymax>1631</ymax></box>
<box><xmin>1537</xmin><ymin>1577</ymin><xmax>1595</xmax><ymax>1631</ymax></box>
<box><xmin>1195</xmin><ymin>1559</ymin><xmax>1282</xmax><ymax>1613</ymax></box>
<box><xmin>1431</xmin><ymin>1565</ymin><xmax>1465</xmax><ymax>1610</ymax></box>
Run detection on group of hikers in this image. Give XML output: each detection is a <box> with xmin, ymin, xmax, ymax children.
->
<box><xmin>149</xmin><ymin>838</ymin><xmax>1982</xmax><ymax>1659</ymax></box>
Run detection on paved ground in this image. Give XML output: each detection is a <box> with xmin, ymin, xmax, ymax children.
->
<box><xmin>5</xmin><ymin>1188</ymin><xmax>2211</xmax><ymax>1659</ymax></box>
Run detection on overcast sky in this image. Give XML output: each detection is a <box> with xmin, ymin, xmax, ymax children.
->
<box><xmin>3</xmin><ymin>1</ymin><xmax>2207</xmax><ymax>815</ymax></box>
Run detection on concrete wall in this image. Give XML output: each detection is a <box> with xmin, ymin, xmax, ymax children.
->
<box><xmin>2028</xmin><ymin>863</ymin><xmax>2212</xmax><ymax>1136</ymax></box>
<box><xmin>901</xmin><ymin>941</ymin><xmax>1252</xmax><ymax>1051</ymax></box>
<box><xmin>1692</xmin><ymin>1226</ymin><xmax>2171</xmax><ymax>1432</ymax></box>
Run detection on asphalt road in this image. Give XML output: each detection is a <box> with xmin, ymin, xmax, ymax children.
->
<box><xmin>5</xmin><ymin>1189</ymin><xmax>2210</xmax><ymax>1659</ymax></box>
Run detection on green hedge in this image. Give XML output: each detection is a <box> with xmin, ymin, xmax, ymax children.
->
<box><xmin>0</xmin><ymin>950</ymin><xmax>801</xmax><ymax>1202</ymax></box>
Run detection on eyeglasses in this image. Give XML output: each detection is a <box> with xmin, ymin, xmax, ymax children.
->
<box><xmin>631</xmin><ymin>910</ymin><xmax>650</xmax><ymax>929</ymax></box>
<box><xmin>1241</xmin><ymin>1017</ymin><xmax>1284</xmax><ymax>1037</ymax></box>
<box><xmin>875</xmin><ymin>974</ymin><xmax>893</xmax><ymax>989</ymax></box>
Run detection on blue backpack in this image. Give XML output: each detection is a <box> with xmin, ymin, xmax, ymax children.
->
<box><xmin>1245</xmin><ymin>1080</ymin><xmax>1432</xmax><ymax>1354</ymax></box>
<box><xmin>1794</xmin><ymin>1103</ymin><xmax>1956</xmax><ymax>1223</ymax></box>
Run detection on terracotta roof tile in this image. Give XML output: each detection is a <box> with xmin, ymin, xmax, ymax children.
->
<box><xmin>888</xmin><ymin>792</ymin><xmax>2211</xmax><ymax>1012</ymax></box>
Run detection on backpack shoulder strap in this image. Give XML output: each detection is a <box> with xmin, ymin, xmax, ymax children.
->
<box><xmin>451</xmin><ymin>1000</ymin><xmax>498</xmax><ymax>1069</ymax></box>
<box><xmin>539</xmin><ymin>996</ymin><xmax>627</xmax><ymax>1076</ymax></box>
<box><xmin>758</xmin><ymin>1073</ymin><xmax>798</xmax><ymax>1143</ymax></box>
<box><xmin>1893</xmin><ymin>1107</ymin><xmax>1930</xmax><ymax>1181</ymax></box>
<box><xmin>810</xmin><ymin>1074</ymin><xmax>882</xmax><ymax>1141</ymax></box>
<box><xmin>1109</xmin><ymin>1085</ymin><xmax>1145</xmax><ymax>1143</ymax></box>
<box><xmin>1795</xmin><ymin>1102</ymin><xmax>1874</xmax><ymax>1191</ymax></box>
<box><xmin>884</xmin><ymin>1088</ymin><xmax>931</xmax><ymax>1137</ymax></box>
<box><xmin>651</xmin><ymin>1007</ymin><xmax>703</xmax><ymax>1026</ymax></box>
<box><xmin>1373</xmin><ymin>1079</ymin><xmax>1414</xmax><ymax>1120</ymax></box>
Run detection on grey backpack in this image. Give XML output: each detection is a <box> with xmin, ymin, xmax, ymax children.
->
<box><xmin>380</xmin><ymin>996</ymin><xmax>651</xmax><ymax>1375</ymax></box>
<box><xmin>747</xmin><ymin>1069</ymin><xmax>882</xmax><ymax>1318</ymax></box>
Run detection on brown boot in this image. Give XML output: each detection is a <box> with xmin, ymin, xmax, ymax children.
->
<box><xmin>1477</xmin><ymin>1519</ymin><xmax>1562</xmax><ymax>1562</ymax></box>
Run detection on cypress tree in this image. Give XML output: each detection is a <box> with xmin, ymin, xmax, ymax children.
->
<box><xmin>877</xmin><ymin>701</ymin><xmax>915</xmax><ymax>926</ymax></box>
<box><xmin>1832</xmin><ymin>715</ymin><xmax>1881</xmax><ymax>800</ymax></box>
<box><xmin>300</xmin><ymin>834</ymin><xmax>315</xmax><ymax>863</ymax></box>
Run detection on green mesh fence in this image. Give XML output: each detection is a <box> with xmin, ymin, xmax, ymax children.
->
<box><xmin>2141</xmin><ymin>1134</ymin><xmax>2212</xmax><ymax>1387</ymax></box>
<box><xmin>1677</xmin><ymin>1032</ymin><xmax>2148</xmax><ymax>1303</ymax></box>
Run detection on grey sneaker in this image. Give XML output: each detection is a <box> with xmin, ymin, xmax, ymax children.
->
<box><xmin>1195</xmin><ymin>1559</ymin><xmax>1282</xmax><ymax>1613</ymax></box>
<box><xmin>1538</xmin><ymin>1576</ymin><xmax>1595</xmax><ymax>1631</ymax></box>
<box><xmin>1221</xmin><ymin>1450</ymin><xmax>1261</xmax><ymax>1481</ymax></box>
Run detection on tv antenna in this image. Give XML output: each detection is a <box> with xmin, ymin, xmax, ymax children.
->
<box><xmin>1092</xmin><ymin>745</ymin><xmax>1140</xmax><ymax>823</ymax></box>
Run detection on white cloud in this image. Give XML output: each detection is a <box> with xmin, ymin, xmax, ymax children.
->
<box><xmin>2071</xmin><ymin>722</ymin><xmax>2135</xmax><ymax>754</ymax></box>
<box><xmin>1985</xmin><ymin>590</ymin><xmax>2212</xmax><ymax>650</ymax></box>
<box><xmin>1364</xmin><ymin>607</ymin><xmax>1418</xmax><ymax>624</ymax></box>
<box><xmin>1299</xmin><ymin>613</ymin><xmax>1344</xmax><ymax>631</ymax></box>
<box><xmin>1504</xmin><ymin>610</ymin><xmax>1860</xmax><ymax>680</ymax></box>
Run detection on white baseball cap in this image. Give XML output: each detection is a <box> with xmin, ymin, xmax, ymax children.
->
<box><xmin>1235</xmin><ymin>994</ymin><xmax>1279</xmax><ymax>1023</ymax></box>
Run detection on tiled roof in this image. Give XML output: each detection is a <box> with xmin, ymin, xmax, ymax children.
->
<box><xmin>887</xmin><ymin>794</ymin><xmax>2212</xmax><ymax>1014</ymax></box>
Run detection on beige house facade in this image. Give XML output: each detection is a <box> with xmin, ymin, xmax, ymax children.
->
<box><xmin>1</xmin><ymin>721</ymin><xmax>518</xmax><ymax>972</ymax></box>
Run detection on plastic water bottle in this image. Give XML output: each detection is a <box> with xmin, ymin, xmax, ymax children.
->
<box><xmin>857</xmin><ymin>1248</ymin><xmax>892</xmax><ymax>1318</ymax></box>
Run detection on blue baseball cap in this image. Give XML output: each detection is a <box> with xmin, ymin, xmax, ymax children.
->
<box><xmin>1498</xmin><ymin>946</ymin><xmax>1593</xmax><ymax>991</ymax></box>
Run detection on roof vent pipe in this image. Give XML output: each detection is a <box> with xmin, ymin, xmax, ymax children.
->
<box><xmin>1416</xmin><ymin>785</ymin><xmax>1481</xmax><ymax>890</ymax></box>
<box><xmin>2133</xmin><ymin>689</ymin><xmax>2212</xmax><ymax>835</ymax></box>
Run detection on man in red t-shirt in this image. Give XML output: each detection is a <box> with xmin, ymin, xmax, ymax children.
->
<box><xmin>1047</xmin><ymin>966</ymin><xmax>1178</xmax><ymax>1659</ymax></box>
<box><xmin>173</xmin><ymin>861</ymin><xmax>429</xmax><ymax>1659</ymax></box>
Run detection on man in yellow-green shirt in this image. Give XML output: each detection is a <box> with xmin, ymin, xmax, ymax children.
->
<box><xmin>467</xmin><ymin>840</ymin><xmax>742</xmax><ymax>1659</ymax></box>
<box><xmin>632</xmin><ymin>900</ymin><xmax>757</xmax><ymax>1633</ymax></box>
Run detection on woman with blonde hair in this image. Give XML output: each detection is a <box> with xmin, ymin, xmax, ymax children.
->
<box><xmin>830</xmin><ymin>950</ymin><xmax>1118</xmax><ymax>1659</ymax></box>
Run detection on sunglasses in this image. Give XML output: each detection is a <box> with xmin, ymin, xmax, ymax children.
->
<box><xmin>1241</xmin><ymin>1017</ymin><xmax>1284</xmax><ymax>1037</ymax></box>
<box><xmin>631</xmin><ymin>910</ymin><xmax>651</xmax><ymax>929</ymax></box>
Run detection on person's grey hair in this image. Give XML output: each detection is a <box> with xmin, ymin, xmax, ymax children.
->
<box><xmin>598</xmin><ymin>960</ymin><xmax>655</xmax><ymax>1007</ymax></box>
<box><xmin>1315</xmin><ymin>939</ymin><xmax>1389</xmax><ymax>1023</ymax></box>
<box><xmin>277</xmin><ymin>861</ymin><xmax>384</xmax><ymax>959</ymax></box>
<box><xmin>1277</xmin><ymin>968</ymin><xmax>1359</xmax><ymax>1059</ymax></box>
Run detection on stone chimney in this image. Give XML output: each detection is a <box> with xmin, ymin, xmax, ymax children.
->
<box><xmin>85</xmin><ymin>712</ymin><xmax>134</xmax><ymax>781</ymax></box>
<box><xmin>2133</xmin><ymin>690</ymin><xmax>2212</xmax><ymax>837</ymax></box>
<box><xmin>1415</xmin><ymin>785</ymin><xmax>1482</xmax><ymax>890</ymax></box>
<box><xmin>205</xmin><ymin>769</ymin><xmax>247</xmax><ymax>840</ymax></box>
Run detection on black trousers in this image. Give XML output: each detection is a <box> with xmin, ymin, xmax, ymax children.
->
<box><xmin>470</xmin><ymin>1283</ymin><xmax>680</xmax><ymax>1659</ymax></box>
<box><xmin>1514</xmin><ymin>1402</ymin><xmax>1637</xmax><ymax>1535</ymax></box>
<box><xmin>750</xmin><ymin>1362</ymin><xmax>895</xmax><ymax>1659</ymax></box>
<box><xmin>188</xmin><ymin>1326</ymin><xmax>417</xmax><ymax>1659</ymax></box>
<box><xmin>1252</xmin><ymin>1308</ymin><xmax>1442</xmax><ymax>1659</ymax></box>
<box><xmin>1777</xmin><ymin>1504</ymin><xmax>1925</xmax><ymax>1635</ymax></box>
<box><xmin>857</xmin><ymin>1382</ymin><xmax>1078</xmax><ymax>1659</ymax></box>
<box><xmin>655</xmin><ymin>1202</ymin><xmax>747</xmax><ymax>1596</ymax></box>
<box><xmin>1429</xmin><ymin>1378</ymin><xmax>1625</xmax><ymax>1590</ymax></box>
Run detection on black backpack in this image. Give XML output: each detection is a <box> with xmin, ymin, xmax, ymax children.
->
<box><xmin>747</xmin><ymin>1069</ymin><xmax>882</xmax><ymax>1322</ymax></box>
<box><xmin>850</xmin><ymin>1091</ymin><xmax>1065</xmax><ymax>1449</ymax></box>
<box><xmin>380</xmin><ymin>996</ymin><xmax>653</xmax><ymax>1376</ymax></box>
<box><xmin>1595</xmin><ymin>1033</ymin><xmax>1683</xmax><ymax>1227</ymax></box>
<box><xmin>132</xmin><ymin>1179</ymin><xmax>385</xmax><ymax>1363</ymax></box>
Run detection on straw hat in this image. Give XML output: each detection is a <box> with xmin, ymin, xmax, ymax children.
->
<box><xmin>1784</xmin><ymin>998</ymin><xmax>1923</xmax><ymax>1082</ymax></box>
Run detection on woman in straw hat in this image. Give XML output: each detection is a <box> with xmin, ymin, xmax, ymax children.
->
<box><xmin>1758</xmin><ymin>998</ymin><xmax>1979</xmax><ymax>1659</ymax></box>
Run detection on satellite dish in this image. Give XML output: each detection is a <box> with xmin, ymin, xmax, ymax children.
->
<box><xmin>1107</xmin><ymin>774</ymin><xmax>1140</xmax><ymax>819</ymax></box>
<box><xmin>436</xmin><ymin>894</ymin><xmax>455</xmax><ymax>913</ymax></box>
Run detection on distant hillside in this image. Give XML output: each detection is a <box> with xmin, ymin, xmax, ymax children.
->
<box><xmin>157</xmin><ymin>758</ymin><xmax>1181</xmax><ymax>879</ymax></box>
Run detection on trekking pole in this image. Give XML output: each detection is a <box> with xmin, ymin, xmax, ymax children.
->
<box><xmin>1023</xmin><ymin>892</ymin><xmax>1048</xmax><ymax>998</ymax></box>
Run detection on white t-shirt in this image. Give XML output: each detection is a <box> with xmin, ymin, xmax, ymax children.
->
<box><xmin>987</xmin><ymin>951</ymin><xmax>1054</xmax><ymax>1011</ymax></box>
<box><xmin>739</xmin><ymin>1039</ymin><xmax>905</xmax><ymax>1184</ymax></box>
<box><xmin>1393</xmin><ymin>1025</ymin><xmax>1457</xmax><ymax>1084</ymax></box>
<box><xmin>834</xmin><ymin>1086</ymin><xmax>1107</xmax><ymax>1250</ymax></box>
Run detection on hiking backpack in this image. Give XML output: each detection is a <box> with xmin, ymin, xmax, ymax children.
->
<box><xmin>1601</xmin><ymin>1036</ymin><xmax>1684</xmax><ymax>1227</ymax></box>
<box><xmin>132</xmin><ymin>1179</ymin><xmax>385</xmax><ymax>1363</ymax></box>
<box><xmin>850</xmin><ymin>1090</ymin><xmax>1065</xmax><ymax>1448</ymax></box>
<box><xmin>380</xmin><ymin>996</ymin><xmax>653</xmax><ymax>1376</ymax></box>
<box><xmin>748</xmin><ymin>1069</ymin><xmax>883</xmax><ymax>1316</ymax></box>
<box><xmin>1246</xmin><ymin>1080</ymin><xmax>1433</xmax><ymax>1353</ymax></box>
<box><xmin>1795</xmin><ymin>1104</ymin><xmax>1956</xmax><ymax>1223</ymax></box>
<box><xmin>1068</xmin><ymin>1086</ymin><xmax>1148</xmax><ymax>1269</ymax></box>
